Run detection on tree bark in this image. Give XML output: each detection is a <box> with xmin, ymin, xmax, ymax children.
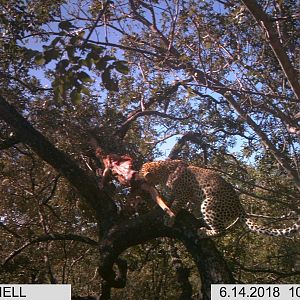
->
<box><xmin>242</xmin><ymin>0</ymin><xmax>300</xmax><ymax>100</ymax></box>
<box><xmin>0</xmin><ymin>95</ymin><xmax>235</xmax><ymax>299</ymax></box>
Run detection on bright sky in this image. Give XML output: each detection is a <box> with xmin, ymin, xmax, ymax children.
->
<box><xmin>23</xmin><ymin>1</ymin><xmax>249</xmax><ymax>161</ymax></box>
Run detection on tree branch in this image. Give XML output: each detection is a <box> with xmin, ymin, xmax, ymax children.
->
<box><xmin>0</xmin><ymin>135</ymin><xmax>20</xmax><ymax>150</ymax></box>
<box><xmin>124</xmin><ymin>2</ymin><xmax>300</xmax><ymax>187</ymax></box>
<box><xmin>118</xmin><ymin>110</ymin><xmax>190</xmax><ymax>138</ymax></box>
<box><xmin>82</xmin><ymin>0</ymin><xmax>111</xmax><ymax>48</ymax></box>
<box><xmin>98</xmin><ymin>208</ymin><xmax>235</xmax><ymax>298</ymax></box>
<box><xmin>128</xmin><ymin>0</ymin><xmax>180</xmax><ymax>56</ymax></box>
<box><xmin>3</xmin><ymin>233</ymin><xmax>98</xmax><ymax>266</ymax></box>
<box><xmin>169</xmin><ymin>132</ymin><xmax>208</xmax><ymax>164</ymax></box>
<box><xmin>117</xmin><ymin>81</ymin><xmax>182</xmax><ymax>138</ymax></box>
<box><xmin>187</xmin><ymin>72</ymin><xmax>300</xmax><ymax>190</ymax></box>
<box><xmin>0</xmin><ymin>94</ymin><xmax>117</xmax><ymax>222</ymax></box>
<box><xmin>242</xmin><ymin>0</ymin><xmax>300</xmax><ymax>100</ymax></box>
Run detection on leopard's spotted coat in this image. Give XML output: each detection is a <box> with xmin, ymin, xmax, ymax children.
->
<box><xmin>140</xmin><ymin>160</ymin><xmax>300</xmax><ymax>237</ymax></box>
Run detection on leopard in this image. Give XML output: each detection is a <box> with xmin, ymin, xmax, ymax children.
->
<box><xmin>140</xmin><ymin>159</ymin><xmax>300</xmax><ymax>237</ymax></box>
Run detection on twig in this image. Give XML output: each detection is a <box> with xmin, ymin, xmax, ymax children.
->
<box><xmin>3</xmin><ymin>233</ymin><xmax>98</xmax><ymax>266</ymax></box>
<box><xmin>82</xmin><ymin>1</ymin><xmax>111</xmax><ymax>48</ymax></box>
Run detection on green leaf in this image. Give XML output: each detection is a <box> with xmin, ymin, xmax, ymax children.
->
<box><xmin>95</xmin><ymin>55</ymin><xmax>115</xmax><ymax>70</ymax></box>
<box><xmin>78</xmin><ymin>71</ymin><xmax>92</xmax><ymax>83</ymax></box>
<box><xmin>59</xmin><ymin>20</ymin><xmax>73</xmax><ymax>31</ymax></box>
<box><xmin>53</xmin><ymin>87</ymin><xmax>63</xmax><ymax>103</ymax></box>
<box><xmin>56</xmin><ymin>59</ymin><xmax>69</xmax><ymax>73</ymax></box>
<box><xmin>81</xmin><ymin>58</ymin><xmax>93</xmax><ymax>69</ymax></box>
<box><xmin>81</xmin><ymin>86</ymin><xmax>91</xmax><ymax>96</ymax></box>
<box><xmin>95</xmin><ymin>59</ymin><xmax>107</xmax><ymax>71</ymax></box>
<box><xmin>87</xmin><ymin>43</ymin><xmax>104</xmax><ymax>54</ymax></box>
<box><xmin>44</xmin><ymin>48</ymin><xmax>60</xmax><ymax>63</ymax></box>
<box><xmin>34</xmin><ymin>54</ymin><xmax>46</xmax><ymax>65</ymax></box>
<box><xmin>51</xmin><ymin>37</ymin><xmax>61</xmax><ymax>46</ymax></box>
<box><xmin>86</xmin><ymin>51</ymin><xmax>99</xmax><ymax>60</ymax></box>
<box><xmin>70</xmin><ymin>35</ymin><xmax>81</xmax><ymax>46</ymax></box>
<box><xmin>70</xmin><ymin>89</ymin><xmax>81</xmax><ymax>105</ymax></box>
<box><xmin>103</xmin><ymin>55</ymin><xmax>115</xmax><ymax>62</ymax></box>
<box><xmin>66</xmin><ymin>46</ymin><xmax>76</xmax><ymax>59</ymax></box>
<box><xmin>102</xmin><ymin>69</ymin><xmax>119</xmax><ymax>92</ymax></box>
<box><xmin>24</xmin><ymin>49</ymin><xmax>40</xmax><ymax>59</ymax></box>
<box><xmin>63</xmin><ymin>77</ymin><xmax>72</xmax><ymax>90</ymax></box>
<box><xmin>77</xmin><ymin>30</ymin><xmax>85</xmax><ymax>38</ymax></box>
<box><xmin>115</xmin><ymin>60</ymin><xmax>129</xmax><ymax>75</ymax></box>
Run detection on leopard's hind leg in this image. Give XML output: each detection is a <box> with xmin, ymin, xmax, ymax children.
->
<box><xmin>197</xmin><ymin>197</ymin><xmax>227</xmax><ymax>238</ymax></box>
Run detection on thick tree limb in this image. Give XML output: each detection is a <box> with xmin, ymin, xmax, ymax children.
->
<box><xmin>98</xmin><ymin>209</ymin><xmax>174</xmax><ymax>288</ymax></box>
<box><xmin>242</xmin><ymin>0</ymin><xmax>300</xmax><ymax>100</ymax></box>
<box><xmin>0</xmin><ymin>94</ymin><xmax>117</xmax><ymax>223</ymax></box>
<box><xmin>0</xmin><ymin>135</ymin><xmax>20</xmax><ymax>150</ymax></box>
<box><xmin>0</xmin><ymin>95</ymin><xmax>235</xmax><ymax>298</ymax></box>
<box><xmin>189</xmin><ymin>74</ymin><xmax>300</xmax><ymax>190</ymax></box>
<box><xmin>126</xmin><ymin>5</ymin><xmax>300</xmax><ymax>190</ymax></box>
<box><xmin>174</xmin><ymin>211</ymin><xmax>236</xmax><ymax>299</ymax></box>
<box><xmin>98</xmin><ymin>208</ymin><xmax>235</xmax><ymax>299</ymax></box>
<box><xmin>169</xmin><ymin>132</ymin><xmax>208</xmax><ymax>163</ymax></box>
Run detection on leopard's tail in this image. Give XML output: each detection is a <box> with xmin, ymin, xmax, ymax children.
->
<box><xmin>240</xmin><ymin>212</ymin><xmax>300</xmax><ymax>237</ymax></box>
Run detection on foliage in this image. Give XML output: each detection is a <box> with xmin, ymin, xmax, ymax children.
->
<box><xmin>1</xmin><ymin>0</ymin><xmax>300</xmax><ymax>298</ymax></box>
